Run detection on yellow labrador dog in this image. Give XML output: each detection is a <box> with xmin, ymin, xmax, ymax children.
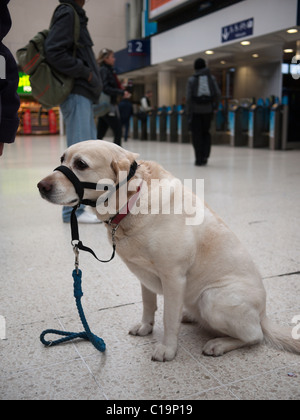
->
<box><xmin>38</xmin><ymin>140</ymin><xmax>300</xmax><ymax>362</ymax></box>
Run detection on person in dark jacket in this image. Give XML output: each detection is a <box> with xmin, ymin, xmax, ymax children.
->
<box><xmin>119</xmin><ymin>93</ymin><xmax>133</xmax><ymax>142</ymax></box>
<box><xmin>97</xmin><ymin>49</ymin><xmax>129</xmax><ymax>146</ymax></box>
<box><xmin>45</xmin><ymin>0</ymin><xmax>102</xmax><ymax>223</ymax></box>
<box><xmin>0</xmin><ymin>0</ymin><xmax>20</xmax><ymax>157</ymax></box>
<box><xmin>45</xmin><ymin>0</ymin><xmax>102</xmax><ymax>146</ymax></box>
<box><xmin>186</xmin><ymin>58</ymin><xmax>221</xmax><ymax>166</ymax></box>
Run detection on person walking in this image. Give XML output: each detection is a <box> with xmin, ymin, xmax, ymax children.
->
<box><xmin>45</xmin><ymin>0</ymin><xmax>102</xmax><ymax>223</ymax></box>
<box><xmin>119</xmin><ymin>93</ymin><xmax>133</xmax><ymax>142</ymax></box>
<box><xmin>186</xmin><ymin>58</ymin><xmax>221</xmax><ymax>166</ymax></box>
<box><xmin>97</xmin><ymin>49</ymin><xmax>129</xmax><ymax>146</ymax></box>
<box><xmin>0</xmin><ymin>0</ymin><xmax>20</xmax><ymax>157</ymax></box>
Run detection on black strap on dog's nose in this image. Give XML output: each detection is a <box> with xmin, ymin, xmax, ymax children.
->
<box><xmin>54</xmin><ymin>161</ymin><xmax>138</xmax><ymax>208</ymax></box>
<box><xmin>54</xmin><ymin>166</ymin><xmax>100</xmax><ymax>207</ymax></box>
<box><xmin>55</xmin><ymin>166</ymin><xmax>85</xmax><ymax>202</ymax></box>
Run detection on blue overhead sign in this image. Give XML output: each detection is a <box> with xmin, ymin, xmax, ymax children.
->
<box><xmin>222</xmin><ymin>18</ymin><xmax>254</xmax><ymax>43</ymax></box>
<box><xmin>128</xmin><ymin>39</ymin><xmax>150</xmax><ymax>56</ymax></box>
<box><xmin>115</xmin><ymin>40</ymin><xmax>151</xmax><ymax>75</ymax></box>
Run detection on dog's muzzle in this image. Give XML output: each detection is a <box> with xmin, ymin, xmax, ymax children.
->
<box><xmin>54</xmin><ymin>161</ymin><xmax>138</xmax><ymax>208</ymax></box>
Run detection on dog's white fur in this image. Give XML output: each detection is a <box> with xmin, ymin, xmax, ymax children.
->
<box><xmin>38</xmin><ymin>140</ymin><xmax>300</xmax><ymax>361</ymax></box>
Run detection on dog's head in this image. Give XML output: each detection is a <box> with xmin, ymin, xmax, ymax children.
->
<box><xmin>37</xmin><ymin>140</ymin><xmax>139</xmax><ymax>207</ymax></box>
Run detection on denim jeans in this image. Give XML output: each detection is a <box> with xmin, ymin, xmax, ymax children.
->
<box><xmin>60</xmin><ymin>94</ymin><xmax>97</xmax><ymax>222</ymax></box>
<box><xmin>60</xmin><ymin>93</ymin><xmax>97</xmax><ymax>146</ymax></box>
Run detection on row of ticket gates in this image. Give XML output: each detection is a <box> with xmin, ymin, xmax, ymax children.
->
<box><xmin>130</xmin><ymin>96</ymin><xmax>289</xmax><ymax>150</ymax></box>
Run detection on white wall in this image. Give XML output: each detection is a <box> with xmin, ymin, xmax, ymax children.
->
<box><xmin>151</xmin><ymin>0</ymin><xmax>299</xmax><ymax>65</ymax></box>
<box><xmin>5</xmin><ymin>0</ymin><xmax>129</xmax><ymax>60</ymax></box>
<box><xmin>234</xmin><ymin>62</ymin><xmax>283</xmax><ymax>99</ymax></box>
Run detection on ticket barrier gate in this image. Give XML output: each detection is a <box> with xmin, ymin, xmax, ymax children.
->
<box><xmin>212</xmin><ymin>104</ymin><xmax>230</xmax><ymax>145</ymax></box>
<box><xmin>133</xmin><ymin>114</ymin><xmax>139</xmax><ymax>139</ymax></box>
<box><xmin>216</xmin><ymin>103</ymin><xmax>226</xmax><ymax>131</ymax></box>
<box><xmin>149</xmin><ymin>110</ymin><xmax>157</xmax><ymax>141</ymax></box>
<box><xmin>178</xmin><ymin>109</ymin><xmax>191</xmax><ymax>143</ymax></box>
<box><xmin>269</xmin><ymin>103</ymin><xmax>282</xmax><ymax>150</ymax></box>
<box><xmin>169</xmin><ymin>106</ymin><xmax>178</xmax><ymax>143</ymax></box>
<box><xmin>248</xmin><ymin>103</ymin><xmax>269</xmax><ymax>148</ymax></box>
<box><xmin>228</xmin><ymin>104</ymin><xmax>249</xmax><ymax>146</ymax></box>
<box><xmin>140</xmin><ymin>114</ymin><xmax>148</xmax><ymax>141</ymax></box>
<box><xmin>281</xmin><ymin>96</ymin><xmax>291</xmax><ymax>151</ymax></box>
<box><xmin>157</xmin><ymin>107</ymin><xmax>167</xmax><ymax>142</ymax></box>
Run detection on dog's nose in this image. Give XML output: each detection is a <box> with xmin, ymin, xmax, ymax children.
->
<box><xmin>37</xmin><ymin>180</ymin><xmax>52</xmax><ymax>194</ymax></box>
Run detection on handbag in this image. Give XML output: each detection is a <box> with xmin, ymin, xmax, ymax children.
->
<box><xmin>93</xmin><ymin>92</ymin><xmax>111</xmax><ymax>118</ymax></box>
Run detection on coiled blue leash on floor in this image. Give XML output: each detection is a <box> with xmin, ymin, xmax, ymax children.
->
<box><xmin>40</xmin><ymin>269</ymin><xmax>106</xmax><ymax>353</ymax></box>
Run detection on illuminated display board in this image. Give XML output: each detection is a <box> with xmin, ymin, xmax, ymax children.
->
<box><xmin>18</xmin><ymin>72</ymin><xmax>32</xmax><ymax>95</ymax></box>
<box><xmin>149</xmin><ymin>0</ymin><xmax>245</xmax><ymax>23</ymax></box>
<box><xmin>149</xmin><ymin>0</ymin><xmax>191</xmax><ymax>20</ymax></box>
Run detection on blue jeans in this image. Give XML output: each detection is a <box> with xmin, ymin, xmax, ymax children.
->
<box><xmin>60</xmin><ymin>94</ymin><xmax>97</xmax><ymax>222</ymax></box>
<box><xmin>60</xmin><ymin>93</ymin><xmax>97</xmax><ymax>146</ymax></box>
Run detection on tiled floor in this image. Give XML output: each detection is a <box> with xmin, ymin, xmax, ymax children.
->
<box><xmin>0</xmin><ymin>135</ymin><xmax>299</xmax><ymax>400</ymax></box>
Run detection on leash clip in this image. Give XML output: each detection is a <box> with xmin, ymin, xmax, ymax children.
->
<box><xmin>110</xmin><ymin>223</ymin><xmax>119</xmax><ymax>246</ymax></box>
<box><xmin>73</xmin><ymin>243</ymin><xmax>80</xmax><ymax>274</ymax></box>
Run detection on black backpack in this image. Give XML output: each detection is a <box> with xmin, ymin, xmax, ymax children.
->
<box><xmin>192</xmin><ymin>73</ymin><xmax>216</xmax><ymax>105</ymax></box>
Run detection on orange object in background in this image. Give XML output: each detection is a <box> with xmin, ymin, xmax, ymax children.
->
<box><xmin>150</xmin><ymin>0</ymin><xmax>172</xmax><ymax>10</ymax></box>
<box><xmin>48</xmin><ymin>109</ymin><xmax>57</xmax><ymax>134</ymax></box>
<box><xmin>23</xmin><ymin>109</ymin><xmax>32</xmax><ymax>134</ymax></box>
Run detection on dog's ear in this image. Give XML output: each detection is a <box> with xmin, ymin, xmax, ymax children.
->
<box><xmin>110</xmin><ymin>152</ymin><xmax>139</xmax><ymax>181</ymax></box>
<box><xmin>111</xmin><ymin>158</ymin><xmax>130</xmax><ymax>179</ymax></box>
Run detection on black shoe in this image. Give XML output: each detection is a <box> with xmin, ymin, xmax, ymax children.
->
<box><xmin>195</xmin><ymin>158</ymin><xmax>208</xmax><ymax>166</ymax></box>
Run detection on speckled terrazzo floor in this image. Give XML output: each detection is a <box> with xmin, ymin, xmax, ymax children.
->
<box><xmin>0</xmin><ymin>135</ymin><xmax>299</xmax><ymax>400</ymax></box>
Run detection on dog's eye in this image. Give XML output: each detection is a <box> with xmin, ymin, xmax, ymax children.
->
<box><xmin>75</xmin><ymin>159</ymin><xmax>89</xmax><ymax>170</ymax></box>
<box><xmin>60</xmin><ymin>155</ymin><xmax>65</xmax><ymax>164</ymax></box>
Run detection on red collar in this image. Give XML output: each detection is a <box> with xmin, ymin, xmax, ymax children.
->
<box><xmin>105</xmin><ymin>181</ymin><xmax>143</xmax><ymax>227</ymax></box>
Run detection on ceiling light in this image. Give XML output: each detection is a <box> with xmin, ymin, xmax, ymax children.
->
<box><xmin>241</xmin><ymin>41</ymin><xmax>251</xmax><ymax>46</ymax></box>
<box><xmin>284</xmin><ymin>49</ymin><xmax>294</xmax><ymax>53</ymax></box>
<box><xmin>177</xmin><ymin>58</ymin><xmax>184</xmax><ymax>62</ymax></box>
<box><xmin>252</xmin><ymin>54</ymin><xmax>259</xmax><ymax>58</ymax></box>
<box><xmin>220</xmin><ymin>60</ymin><xmax>226</xmax><ymax>65</ymax></box>
<box><xmin>205</xmin><ymin>50</ymin><xmax>215</xmax><ymax>55</ymax></box>
<box><xmin>287</xmin><ymin>28</ymin><xmax>298</xmax><ymax>34</ymax></box>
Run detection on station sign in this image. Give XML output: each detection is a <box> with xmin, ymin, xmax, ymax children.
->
<box><xmin>222</xmin><ymin>18</ymin><xmax>254</xmax><ymax>43</ymax></box>
<box><xmin>115</xmin><ymin>40</ymin><xmax>151</xmax><ymax>74</ymax></box>
<box><xmin>128</xmin><ymin>40</ymin><xmax>150</xmax><ymax>56</ymax></box>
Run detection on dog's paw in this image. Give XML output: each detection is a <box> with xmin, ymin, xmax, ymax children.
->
<box><xmin>202</xmin><ymin>339</ymin><xmax>227</xmax><ymax>357</ymax></box>
<box><xmin>151</xmin><ymin>343</ymin><xmax>177</xmax><ymax>362</ymax></box>
<box><xmin>129</xmin><ymin>323</ymin><xmax>153</xmax><ymax>337</ymax></box>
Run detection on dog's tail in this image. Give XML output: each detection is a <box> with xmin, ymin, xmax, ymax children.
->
<box><xmin>261</xmin><ymin>316</ymin><xmax>300</xmax><ymax>355</ymax></box>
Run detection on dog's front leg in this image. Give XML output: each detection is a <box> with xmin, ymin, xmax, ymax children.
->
<box><xmin>129</xmin><ymin>284</ymin><xmax>157</xmax><ymax>337</ymax></box>
<box><xmin>152</xmin><ymin>276</ymin><xmax>185</xmax><ymax>362</ymax></box>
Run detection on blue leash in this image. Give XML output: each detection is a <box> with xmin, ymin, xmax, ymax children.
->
<box><xmin>40</xmin><ymin>269</ymin><xmax>106</xmax><ymax>353</ymax></box>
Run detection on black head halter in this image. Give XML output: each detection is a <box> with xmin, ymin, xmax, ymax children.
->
<box><xmin>53</xmin><ymin>161</ymin><xmax>138</xmax><ymax>263</ymax></box>
<box><xmin>54</xmin><ymin>160</ymin><xmax>138</xmax><ymax>207</ymax></box>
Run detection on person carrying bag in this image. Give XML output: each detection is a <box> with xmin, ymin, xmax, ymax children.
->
<box><xmin>96</xmin><ymin>48</ymin><xmax>130</xmax><ymax>146</ymax></box>
<box><xmin>186</xmin><ymin>58</ymin><xmax>221</xmax><ymax>166</ymax></box>
<box><xmin>17</xmin><ymin>2</ymin><xmax>80</xmax><ymax>110</ymax></box>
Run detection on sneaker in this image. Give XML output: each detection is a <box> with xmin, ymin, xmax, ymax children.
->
<box><xmin>77</xmin><ymin>211</ymin><xmax>102</xmax><ymax>224</ymax></box>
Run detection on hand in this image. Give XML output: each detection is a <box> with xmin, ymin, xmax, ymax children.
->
<box><xmin>87</xmin><ymin>72</ymin><xmax>93</xmax><ymax>83</ymax></box>
<box><xmin>0</xmin><ymin>143</ymin><xmax>4</xmax><ymax>157</ymax></box>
